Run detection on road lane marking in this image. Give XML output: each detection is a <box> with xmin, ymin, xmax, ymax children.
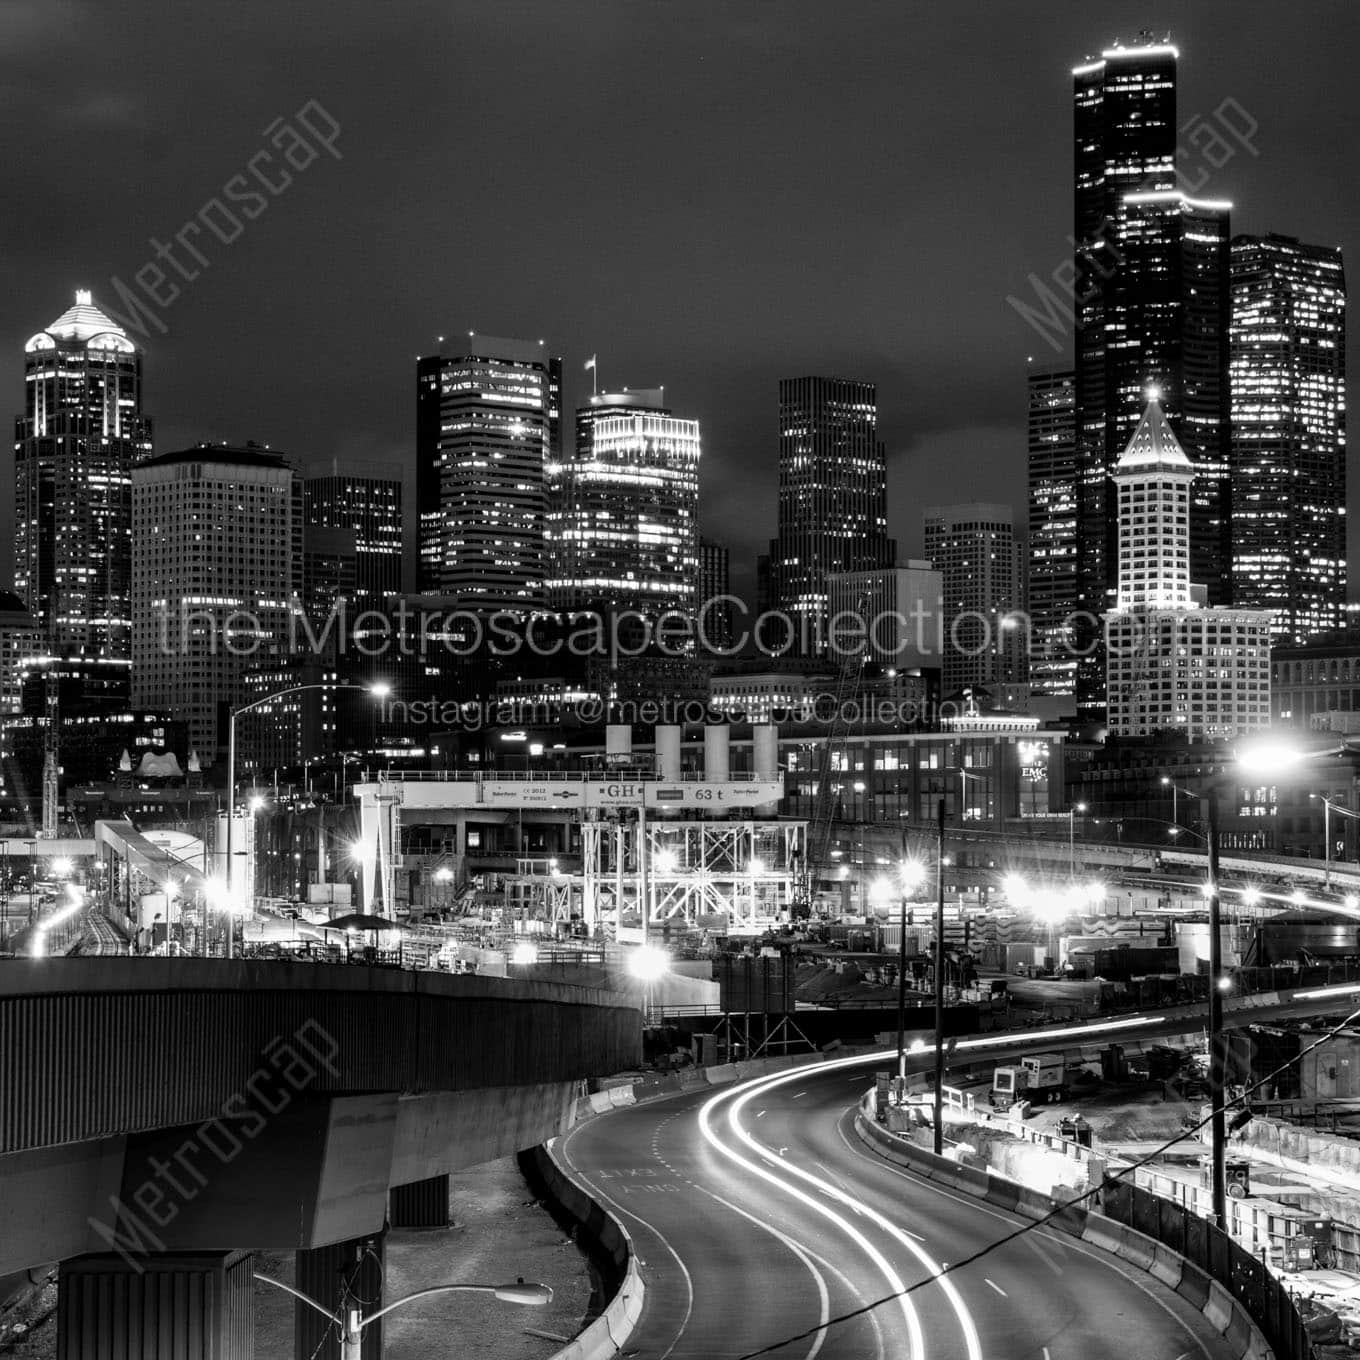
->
<box><xmin>557</xmin><ymin>1129</ymin><xmax>694</xmax><ymax>1360</ymax></box>
<box><xmin>792</xmin><ymin>1091</ymin><xmax>807</xmax><ymax>1099</ymax></box>
<box><xmin>756</xmin><ymin>1110</ymin><xmax>766</xmax><ymax>1118</ymax></box>
<box><xmin>694</xmin><ymin>1184</ymin><xmax>833</xmax><ymax>1360</ymax></box>
<box><xmin>984</xmin><ymin>1278</ymin><xmax>1007</xmax><ymax>1297</ymax></box>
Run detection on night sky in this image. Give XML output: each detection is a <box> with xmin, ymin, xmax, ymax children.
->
<box><xmin>3</xmin><ymin>0</ymin><xmax>1358</xmax><ymax>603</ymax></box>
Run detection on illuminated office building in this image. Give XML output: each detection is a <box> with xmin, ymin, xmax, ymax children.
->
<box><xmin>767</xmin><ymin>376</ymin><xmax>895</xmax><ymax>653</ymax></box>
<box><xmin>132</xmin><ymin>445</ymin><xmax>300</xmax><ymax>760</ymax></box>
<box><xmin>1230</xmin><ymin>233</ymin><xmax>1347</xmax><ymax>642</ymax></box>
<box><xmin>14</xmin><ymin>289</ymin><xmax>154</xmax><ymax>704</ymax></box>
<box><xmin>303</xmin><ymin>470</ymin><xmax>403</xmax><ymax>601</ymax></box>
<box><xmin>923</xmin><ymin>504</ymin><xmax>1025</xmax><ymax>693</ymax></box>
<box><xmin>698</xmin><ymin>537</ymin><xmax>734</xmax><ymax>651</ymax></box>
<box><xmin>416</xmin><ymin>335</ymin><xmax>561</xmax><ymax>608</ymax></box>
<box><xmin>1072</xmin><ymin>36</ymin><xmax>1231</xmax><ymax>709</ymax></box>
<box><xmin>547</xmin><ymin>389</ymin><xmax>700</xmax><ymax>616</ymax></box>
<box><xmin>1025</xmin><ymin>368</ymin><xmax>1077</xmax><ymax>696</ymax></box>
<box><xmin>1104</xmin><ymin>398</ymin><xmax>1270</xmax><ymax>739</ymax></box>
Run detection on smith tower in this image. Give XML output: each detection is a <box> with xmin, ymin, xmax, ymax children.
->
<box><xmin>1072</xmin><ymin>35</ymin><xmax>1231</xmax><ymax>708</ymax></box>
<box><xmin>14</xmin><ymin>289</ymin><xmax>153</xmax><ymax>703</ymax></box>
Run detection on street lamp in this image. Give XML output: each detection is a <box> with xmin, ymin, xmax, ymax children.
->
<box><xmin>225</xmin><ymin>681</ymin><xmax>390</xmax><ymax>959</ymax></box>
<box><xmin>894</xmin><ymin>854</ymin><xmax>925</xmax><ymax>1082</ymax></box>
<box><xmin>1068</xmin><ymin>802</ymin><xmax>1087</xmax><ymax>876</ymax></box>
<box><xmin>1160</xmin><ymin>775</ymin><xmax>1199</xmax><ymax>828</ymax></box>
<box><xmin>1308</xmin><ymin>793</ymin><xmax>1360</xmax><ymax>889</ymax></box>
<box><xmin>254</xmin><ymin>1273</ymin><xmax>550</xmax><ymax>1360</ymax></box>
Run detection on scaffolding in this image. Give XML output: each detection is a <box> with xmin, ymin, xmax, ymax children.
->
<box><xmin>504</xmin><ymin>819</ymin><xmax>807</xmax><ymax>934</ymax></box>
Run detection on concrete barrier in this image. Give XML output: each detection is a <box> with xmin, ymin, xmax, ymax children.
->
<box><xmin>854</xmin><ymin>1108</ymin><xmax>1275</xmax><ymax>1360</ymax></box>
<box><xmin>519</xmin><ymin>1143</ymin><xmax>645</xmax><ymax>1360</ymax></box>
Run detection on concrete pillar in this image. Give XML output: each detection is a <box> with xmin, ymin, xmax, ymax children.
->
<box><xmin>390</xmin><ymin>1174</ymin><xmax>450</xmax><ymax>1229</ymax></box>
<box><xmin>656</xmin><ymin>725</ymin><xmax>682</xmax><ymax>780</ymax></box>
<box><xmin>753</xmin><ymin>724</ymin><xmax>780</xmax><ymax>817</ymax></box>
<box><xmin>605</xmin><ymin>724</ymin><xmax>632</xmax><ymax>759</ymax></box>
<box><xmin>295</xmin><ymin>1232</ymin><xmax>384</xmax><ymax>1360</ymax></box>
<box><xmin>58</xmin><ymin>1250</ymin><xmax>254</xmax><ymax>1359</ymax></box>
<box><xmin>703</xmin><ymin>725</ymin><xmax>730</xmax><ymax>782</ymax></box>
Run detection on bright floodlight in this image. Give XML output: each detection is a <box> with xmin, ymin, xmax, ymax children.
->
<box><xmin>349</xmin><ymin>840</ymin><xmax>373</xmax><ymax>865</ymax></box>
<box><xmin>1086</xmin><ymin>880</ymin><xmax>1106</xmax><ymax>901</ymax></box>
<box><xmin>1346</xmin><ymin>894</ymin><xmax>1360</xmax><ymax>911</ymax></box>
<box><xmin>52</xmin><ymin>857</ymin><xmax>72</xmax><ymax>877</ymax></box>
<box><xmin>629</xmin><ymin>944</ymin><xmax>669</xmax><ymax>981</ymax></box>
<box><xmin>1075</xmin><ymin>801</ymin><xmax>1088</xmax><ymax>813</ymax></box>
<box><xmin>510</xmin><ymin>941</ymin><xmax>539</xmax><ymax>966</ymax></box>
<box><xmin>433</xmin><ymin>866</ymin><xmax>454</xmax><ymax>883</ymax></box>
<box><xmin>869</xmin><ymin>876</ymin><xmax>894</xmax><ymax>904</ymax></box>
<box><xmin>908</xmin><ymin>1037</ymin><xmax>927</xmax><ymax>1054</ymax></box>
<box><xmin>1200</xmin><ymin>882</ymin><xmax>1214</xmax><ymax>900</ymax></box>
<box><xmin>248</xmin><ymin>795</ymin><xmax>266</xmax><ymax>813</ymax></box>
<box><xmin>747</xmin><ymin>857</ymin><xmax>765</xmax><ymax>877</ymax></box>
<box><xmin>838</xmin><ymin>863</ymin><xmax>850</xmax><ymax>880</ymax></box>
<box><xmin>1160</xmin><ymin>775</ymin><xmax>1171</xmax><ymax>786</ymax></box>
<box><xmin>655</xmin><ymin>849</ymin><xmax>678</xmax><ymax>874</ymax></box>
<box><xmin>1002</xmin><ymin>873</ymin><xmax>1029</xmax><ymax>904</ymax></box>
<box><xmin>369</xmin><ymin>682</ymin><xmax>392</xmax><ymax>699</ymax></box>
<box><xmin>899</xmin><ymin>859</ymin><xmax>925</xmax><ymax>892</ymax></box>
<box><xmin>492</xmin><ymin>1282</ymin><xmax>552</xmax><ymax>1306</ymax></box>
<box><xmin>1235</xmin><ymin>740</ymin><xmax>1306</xmax><ymax>775</ymax></box>
<box><xmin>1241</xmin><ymin>886</ymin><xmax>1262</xmax><ymax>908</ymax></box>
<box><xmin>1291</xmin><ymin>888</ymin><xmax>1307</xmax><ymax>905</ymax></box>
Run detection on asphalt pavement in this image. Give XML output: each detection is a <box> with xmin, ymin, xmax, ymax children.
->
<box><xmin>557</xmin><ymin>1062</ymin><xmax>1242</xmax><ymax>1360</ymax></box>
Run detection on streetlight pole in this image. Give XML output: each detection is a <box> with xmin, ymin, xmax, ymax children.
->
<box><xmin>224</xmin><ymin>681</ymin><xmax>390</xmax><ymax>960</ymax></box>
<box><xmin>254</xmin><ymin>1273</ymin><xmax>550</xmax><ymax>1360</ymax></box>
<box><xmin>896</xmin><ymin>829</ymin><xmax>909</xmax><ymax>1083</ymax></box>
<box><xmin>1206</xmin><ymin>788</ymin><xmax>1226</xmax><ymax>1230</ymax></box>
<box><xmin>1068</xmin><ymin>802</ymin><xmax>1086</xmax><ymax>877</ymax></box>
<box><xmin>933</xmin><ymin>797</ymin><xmax>945</xmax><ymax>1157</ymax></box>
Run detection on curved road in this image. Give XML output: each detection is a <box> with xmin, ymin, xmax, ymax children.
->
<box><xmin>557</xmin><ymin>1061</ymin><xmax>1239</xmax><ymax>1360</ymax></box>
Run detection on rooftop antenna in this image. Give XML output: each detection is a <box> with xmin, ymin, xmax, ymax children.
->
<box><xmin>584</xmin><ymin>353</ymin><xmax>598</xmax><ymax>398</ymax></box>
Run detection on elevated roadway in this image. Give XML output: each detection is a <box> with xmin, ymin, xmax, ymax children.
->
<box><xmin>0</xmin><ymin>958</ymin><xmax>638</xmax><ymax>1279</ymax></box>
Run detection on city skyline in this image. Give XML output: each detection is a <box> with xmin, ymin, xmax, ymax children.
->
<box><xmin>2</xmin><ymin>3</ymin><xmax>1357</xmax><ymax>605</ymax></box>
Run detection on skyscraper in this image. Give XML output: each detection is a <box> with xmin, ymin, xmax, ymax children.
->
<box><xmin>1072</xmin><ymin>36</ymin><xmax>1232</xmax><ymax>707</ymax></box>
<box><xmin>922</xmin><ymin>504</ymin><xmax>1025</xmax><ymax>694</ymax></box>
<box><xmin>1230</xmin><ymin>233</ymin><xmax>1347</xmax><ymax>641</ymax></box>
<box><xmin>132</xmin><ymin>445</ymin><xmax>300</xmax><ymax>759</ymax></box>
<box><xmin>303</xmin><ymin>470</ymin><xmax>403</xmax><ymax>602</ymax></box>
<box><xmin>547</xmin><ymin>389</ymin><xmax>701</xmax><ymax>616</ymax></box>
<box><xmin>767</xmin><ymin>376</ymin><xmax>895</xmax><ymax>652</ymax></box>
<box><xmin>1104</xmin><ymin>398</ymin><xmax>1270</xmax><ymax>739</ymax></box>
<box><xmin>697</xmin><ymin>537</ymin><xmax>734</xmax><ymax>651</ymax></box>
<box><xmin>416</xmin><ymin>335</ymin><xmax>560</xmax><ymax>607</ymax></box>
<box><xmin>1026</xmin><ymin>368</ymin><xmax>1077</xmax><ymax>697</ymax></box>
<box><xmin>14</xmin><ymin>290</ymin><xmax>153</xmax><ymax>703</ymax></box>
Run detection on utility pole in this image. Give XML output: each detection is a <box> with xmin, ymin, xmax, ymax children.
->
<box><xmin>933</xmin><ymin>797</ymin><xmax>946</xmax><ymax>1156</ymax></box>
<box><xmin>1206</xmin><ymin>788</ymin><xmax>1226</xmax><ymax>1229</ymax></box>
<box><xmin>896</xmin><ymin>827</ymin><xmax>909</xmax><ymax>1082</ymax></box>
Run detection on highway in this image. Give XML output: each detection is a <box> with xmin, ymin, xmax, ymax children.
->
<box><xmin>557</xmin><ymin>1061</ymin><xmax>1240</xmax><ymax>1360</ymax></box>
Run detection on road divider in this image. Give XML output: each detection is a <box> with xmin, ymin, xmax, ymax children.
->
<box><xmin>518</xmin><ymin>1142</ymin><xmax>645</xmax><ymax>1360</ymax></box>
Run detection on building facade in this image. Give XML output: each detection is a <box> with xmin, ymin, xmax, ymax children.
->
<box><xmin>1026</xmin><ymin>368</ymin><xmax>1078</xmax><ymax>696</ymax></box>
<box><xmin>767</xmin><ymin>376</ymin><xmax>895</xmax><ymax>653</ymax></box>
<box><xmin>1072</xmin><ymin>37</ymin><xmax>1232</xmax><ymax>709</ymax></box>
<box><xmin>547</xmin><ymin>389</ymin><xmax>701</xmax><ymax>617</ymax></box>
<box><xmin>922</xmin><ymin>504</ymin><xmax>1025</xmax><ymax>694</ymax></box>
<box><xmin>697</xmin><ymin>537</ymin><xmax>734</xmax><ymax>652</ymax></box>
<box><xmin>14</xmin><ymin>290</ymin><xmax>154</xmax><ymax>705</ymax></box>
<box><xmin>1103</xmin><ymin>399</ymin><xmax>1270</xmax><ymax>739</ymax></box>
<box><xmin>825</xmin><ymin>562</ymin><xmax>942</xmax><ymax>670</ymax></box>
<box><xmin>416</xmin><ymin>336</ymin><xmax>560</xmax><ymax>607</ymax></box>
<box><xmin>1230</xmin><ymin>233</ymin><xmax>1347</xmax><ymax>642</ymax></box>
<box><xmin>303</xmin><ymin>470</ymin><xmax>403</xmax><ymax>603</ymax></box>
<box><xmin>131</xmin><ymin>446</ymin><xmax>301</xmax><ymax>760</ymax></box>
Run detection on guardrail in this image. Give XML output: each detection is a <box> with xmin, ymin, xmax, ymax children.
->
<box><xmin>857</xmin><ymin>1098</ymin><xmax>1307</xmax><ymax>1360</ymax></box>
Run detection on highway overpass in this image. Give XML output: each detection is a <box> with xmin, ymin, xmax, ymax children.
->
<box><xmin>0</xmin><ymin>958</ymin><xmax>638</xmax><ymax>1357</ymax></box>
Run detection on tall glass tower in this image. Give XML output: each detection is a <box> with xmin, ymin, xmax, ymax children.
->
<box><xmin>14</xmin><ymin>289</ymin><xmax>153</xmax><ymax>704</ymax></box>
<box><xmin>1230</xmin><ymin>233</ymin><xmax>1347</xmax><ymax>642</ymax></box>
<box><xmin>415</xmin><ymin>335</ymin><xmax>561</xmax><ymax>608</ymax></box>
<box><xmin>1026</xmin><ymin>368</ymin><xmax>1077</xmax><ymax>697</ymax></box>
<box><xmin>547</xmin><ymin>388</ymin><xmax>700</xmax><ymax>616</ymax></box>
<box><xmin>1072</xmin><ymin>35</ymin><xmax>1231</xmax><ymax>709</ymax></box>
<box><xmin>767</xmin><ymin>376</ymin><xmax>895</xmax><ymax>653</ymax></box>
